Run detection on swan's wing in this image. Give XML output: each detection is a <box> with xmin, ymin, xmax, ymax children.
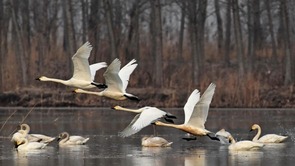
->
<box><xmin>186</xmin><ymin>83</ymin><xmax>216</xmax><ymax>128</ymax></box>
<box><xmin>118</xmin><ymin>59</ymin><xmax>138</xmax><ymax>92</ymax></box>
<box><xmin>183</xmin><ymin>89</ymin><xmax>200</xmax><ymax>124</ymax></box>
<box><xmin>89</xmin><ymin>62</ymin><xmax>108</xmax><ymax>81</ymax></box>
<box><xmin>103</xmin><ymin>58</ymin><xmax>123</xmax><ymax>92</ymax></box>
<box><xmin>72</xmin><ymin>41</ymin><xmax>93</xmax><ymax>81</ymax></box>
<box><xmin>119</xmin><ymin>107</ymin><xmax>166</xmax><ymax>137</ymax></box>
<box><xmin>69</xmin><ymin>136</ymin><xmax>86</xmax><ymax>142</ymax></box>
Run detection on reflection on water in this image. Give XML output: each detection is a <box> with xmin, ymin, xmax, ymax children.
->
<box><xmin>0</xmin><ymin>107</ymin><xmax>295</xmax><ymax>166</ymax></box>
<box><xmin>229</xmin><ymin>151</ymin><xmax>264</xmax><ymax>166</ymax></box>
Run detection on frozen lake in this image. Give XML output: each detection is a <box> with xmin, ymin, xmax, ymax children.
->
<box><xmin>0</xmin><ymin>107</ymin><xmax>295</xmax><ymax>166</ymax></box>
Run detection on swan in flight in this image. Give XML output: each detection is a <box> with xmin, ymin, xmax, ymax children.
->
<box><xmin>74</xmin><ymin>58</ymin><xmax>140</xmax><ymax>101</ymax></box>
<box><xmin>37</xmin><ymin>41</ymin><xmax>107</xmax><ymax>89</ymax></box>
<box><xmin>141</xmin><ymin>136</ymin><xmax>173</xmax><ymax>147</ymax></box>
<box><xmin>11</xmin><ymin>124</ymin><xmax>55</xmax><ymax>147</ymax></box>
<box><xmin>228</xmin><ymin>135</ymin><xmax>264</xmax><ymax>151</ymax></box>
<box><xmin>250</xmin><ymin>124</ymin><xmax>288</xmax><ymax>143</ymax></box>
<box><xmin>154</xmin><ymin>83</ymin><xmax>219</xmax><ymax>141</ymax></box>
<box><xmin>215</xmin><ymin>128</ymin><xmax>232</xmax><ymax>144</ymax></box>
<box><xmin>16</xmin><ymin>137</ymin><xmax>48</xmax><ymax>151</ymax></box>
<box><xmin>112</xmin><ymin>106</ymin><xmax>176</xmax><ymax>137</ymax></box>
<box><xmin>57</xmin><ymin>132</ymin><xmax>89</xmax><ymax>146</ymax></box>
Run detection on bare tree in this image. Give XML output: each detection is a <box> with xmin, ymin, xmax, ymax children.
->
<box><xmin>214</xmin><ymin>0</ymin><xmax>224</xmax><ymax>52</ymax></box>
<box><xmin>280</xmin><ymin>0</ymin><xmax>293</xmax><ymax>85</ymax></box>
<box><xmin>150</xmin><ymin>0</ymin><xmax>163</xmax><ymax>87</ymax></box>
<box><xmin>103</xmin><ymin>0</ymin><xmax>118</xmax><ymax>60</ymax></box>
<box><xmin>224</xmin><ymin>0</ymin><xmax>231</xmax><ymax>67</ymax></box>
<box><xmin>232</xmin><ymin>0</ymin><xmax>244</xmax><ymax>78</ymax></box>
<box><xmin>9</xmin><ymin>0</ymin><xmax>28</xmax><ymax>86</ymax></box>
<box><xmin>265</xmin><ymin>0</ymin><xmax>278</xmax><ymax>63</ymax></box>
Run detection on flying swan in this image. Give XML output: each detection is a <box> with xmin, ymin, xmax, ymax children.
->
<box><xmin>154</xmin><ymin>83</ymin><xmax>219</xmax><ymax>141</ymax></box>
<box><xmin>112</xmin><ymin>106</ymin><xmax>176</xmax><ymax>137</ymax></box>
<box><xmin>37</xmin><ymin>41</ymin><xmax>107</xmax><ymax>89</ymax></box>
<box><xmin>74</xmin><ymin>58</ymin><xmax>139</xmax><ymax>101</ymax></box>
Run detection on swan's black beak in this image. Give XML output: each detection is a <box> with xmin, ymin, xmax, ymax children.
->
<box><xmin>56</xmin><ymin>137</ymin><xmax>61</xmax><ymax>142</ymax></box>
<box><xmin>249</xmin><ymin>129</ymin><xmax>253</xmax><ymax>132</ymax></box>
<box><xmin>35</xmin><ymin>77</ymin><xmax>41</xmax><ymax>81</ymax></box>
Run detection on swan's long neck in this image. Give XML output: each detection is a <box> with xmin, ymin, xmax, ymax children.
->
<box><xmin>75</xmin><ymin>89</ymin><xmax>103</xmax><ymax>96</ymax></box>
<box><xmin>115</xmin><ymin>106</ymin><xmax>142</xmax><ymax>113</ymax></box>
<box><xmin>40</xmin><ymin>77</ymin><xmax>69</xmax><ymax>85</ymax></box>
<box><xmin>22</xmin><ymin>124</ymin><xmax>30</xmax><ymax>135</ymax></box>
<box><xmin>155</xmin><ymin>121</ymin><xmax>182</xmax><ymax>129</ymax></box>
<box><xmin>228</xmin><ymin>136</ymin><xmax>236</xmax><ymax>144</ymax></box>
<box><xmin>60</xmin><ymin>133</ymin><xmax>70</xmax><ymax>144</ymax></box>
<box><xmin>253</xmin><ymin>126</ymin><xmax>262</xmax><ymax>142</ymax></box>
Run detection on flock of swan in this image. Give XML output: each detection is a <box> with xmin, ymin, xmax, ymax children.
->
<box><xmin>11</xmin><ymin>41</ymin><xmax>288</xmax><ymax>152</ymax></box>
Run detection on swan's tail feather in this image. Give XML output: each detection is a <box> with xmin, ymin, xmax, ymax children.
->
<box><xmin>91</xmin><ymin>82</ymin><xmax>108</xmax><ymax>89</ymax></box>
<box><xmin>124</xmin><ymin>94</ymin><xmax>140</xmax><ymax>102</ymax></box>
<box><xmin>206</xmin><ymin>133</ymin><xmax>220</xmax><ymax>141</ymax></box>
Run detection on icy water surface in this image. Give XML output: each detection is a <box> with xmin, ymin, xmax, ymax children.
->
<box><xmin>0</xmin><ymin>107</ymin><xmax>295</xmax><ymax>166</ymax></box>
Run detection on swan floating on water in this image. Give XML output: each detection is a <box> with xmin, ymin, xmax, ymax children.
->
<box><xmin>250</xmin><ymin>124</ymin><xmax>288</xmax><ymax>143</ymax></box>
<box><xmin>141</xmin><ymin>136</ymin><xmax>173</xmax><ymax>147</ymax></box>
<box><xmin>228</xmin><ymin>135</ymin><xmax>264</xmax><ymax>151</ymax></box>
<box><xmin>17</xmin><ymin>137</ymin><xmax>48</xmax><ymax>151</ymax></box>
<box><xmin>57</xmin><ymin>132</ymin><xmax>89</xmax><ymax>146</ymax></box>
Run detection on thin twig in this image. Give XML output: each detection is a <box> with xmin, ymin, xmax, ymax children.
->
<box><xmin>8</xmin><ymin>104</ymin><xmax>37</xmax><ymax>137</ymax></box>
<box><xmin>0</xmin><ymin>110</ymin><xmax>18</xmax><ymax>133</ymax></box>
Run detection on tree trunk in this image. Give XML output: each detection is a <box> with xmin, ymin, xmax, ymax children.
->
<box><xmin>150</xmin><ymin>0</ymin><xmax>163</xmax><ymax>87</ymax></box>
<box><xmin>214</xmin><ymin>0</ymin><xmax>224</xmax><ymax>52</ymax></box>
<box><xmin>280</xmin><ymin>0</ymin><xmax>293</xmax><ymax>85</ymax></box>
<box><xmin>177</xmin><ymin>1</ymin><xmax>185</xmax><ymax>61</ymax></box>
<box><xmin>196</xmin><ymin>0</ymin><xmax>207</xmax><ymax>75</ymax></box>
<box><xmin>232</xmin><ymin>0</ymin><xmax>244</xmax><ymax>79</ymax></box>
<box><xmin>0</xmin><ymin>0</ymin><xmax>3</xmax><ymax>91</ymax></box>
<box><xmin>88</xmin><ymin>0</ymin><xmax>101</xmax><ymax>62</ymax></box>
<box><xmin>103</xmin><ymin>0</ymin><xmax>118</xmax><ymax>61</ymax></box>
<box><xmin>10</xmin><ymin>0</ymin><xmax>28</xmax><ymax>86</ymax></box>
<box><xmin>126</xmin><ymin>1</ymin><xmax>140</xmax><ymax>60</ymax></box>
<box><xmin>265</xmin><ymin>0</ymin><xmax>278</xmax><ymax>63</ymax></box>
<box><xmin>247</xmin><ymin>0</ymin><xmax>254</xmax><ymax>72</ymax></box>
<box><xmin>224</xmin><ymin>0</ymin><xmax>231</xmax><ymax>67</ymax></box>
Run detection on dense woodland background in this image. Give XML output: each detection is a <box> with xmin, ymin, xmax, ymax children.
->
<box><xmin>0</xmin><ymin>0</ymin><xmax>294</xmax><ymax>108</ymax></box>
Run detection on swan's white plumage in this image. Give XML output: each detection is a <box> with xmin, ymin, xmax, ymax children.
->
<box><xmin>215</xmin><ymin>129</ymin><xmax>232</xmax><ymax>144</ymax></box>
<box><xmin>38</xmin><ymin>41</ymin><xmax>107</xmax><ymax>89</ymax></box>
<box><xmin>118</xmin><ymin>59</ymin><xmax>138</xmax><ymax>92</ymax></box>
<box><xmin>186</xmin><ymin>83</ymin><xmax>216</xmax><ymax>129</ymax></box>
<box><xmin>58</xmin><ymin>132</ymin><xmax>89</xmax><ymax>146</ymax></box>
<box><xmin>74</xmin><ymin>58</ymin><xmax>139</xmax><ymax>101</ymax></box>
<box><xmin>17</xmin><ymin>138</ymin><xmax>47</xmax><ymax>151</ymax></box>
<box><xmin>184</xmin><ymin>89</ymin><xmax>200</xmax><ymax>124</ymax></box>
<box><xmin>251</xmin><ymin>124</ymin><xmax>288</xmax><ymax>143</ymax></box>
<box><xmin>154</xmin><ymin>83</ymin><xmax>216</xmax><ymax>138</ymax></box>
<box><xmin>141</xmin><ymin>136</ymin><xmax>173</xmax><ymax>147</ymax></box>
<box><xmin>71</xmin><ymin>41</ymin><xmax>93</xmax><ymax>82</ymax></box>
<box><xmin>89</xmin><ymin>62</ymin><xmax>108</xmax><ymax>81</ymax></box>
<box><xmin>228</xmin><ymin>136</ymin><xmax>264</xmax><ymax>151</ymax></box>
<box><xmin>115</xmin><ymin>106</ymin><xmax>169</xmax><ymax>137</ymax></box>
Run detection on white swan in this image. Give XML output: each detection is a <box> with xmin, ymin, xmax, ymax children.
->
<box><xmin>112</xmin><ymin>106</ymin><xmax>176</xmax><ymax>137</ymax></box>
<box><xmin>57</xmin><ymin>132</ymin><xmax>89</xmax><ymax>146</ymax></box>
<box><xmin>251</xmin><ymin>124</ymin><xmax>288</xmax><ymax>143</ymax></box>
<box><xmin>215</xmin><ymin>128</ymin><xmax>232</xmax><ymax>144</ymax></box>
<box><xmin>154</xmin><ymin>83</ymin><xmax>219</xmax><ymax>141</ymax></box>
<box><xmin>141</xmin><ymin>136</ymin><xmax>173</xmax><ymax>147</ymax></box>
<box><xmin>17</xmin><ymin>138</ymin><xmax>47</xmax><ymax>151</ymax></box>
<box><xmin>37</xmin><ymin>41</ymin><xmax>107</xmax><ymax>89</ymax></box>
<box><xmin>74</xmin><ymin>58</ymin><xmax>139</xmax><ymax>101</ymax></box>
<box><xmin>228</xmin><ymin>135</ymin><xmax>264</xmax><ymax>151</ymax></box>
<box><xmin>11</xmin><ymin>124</ymin><xmax>55</xmax><ymax>147</ymax></box>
